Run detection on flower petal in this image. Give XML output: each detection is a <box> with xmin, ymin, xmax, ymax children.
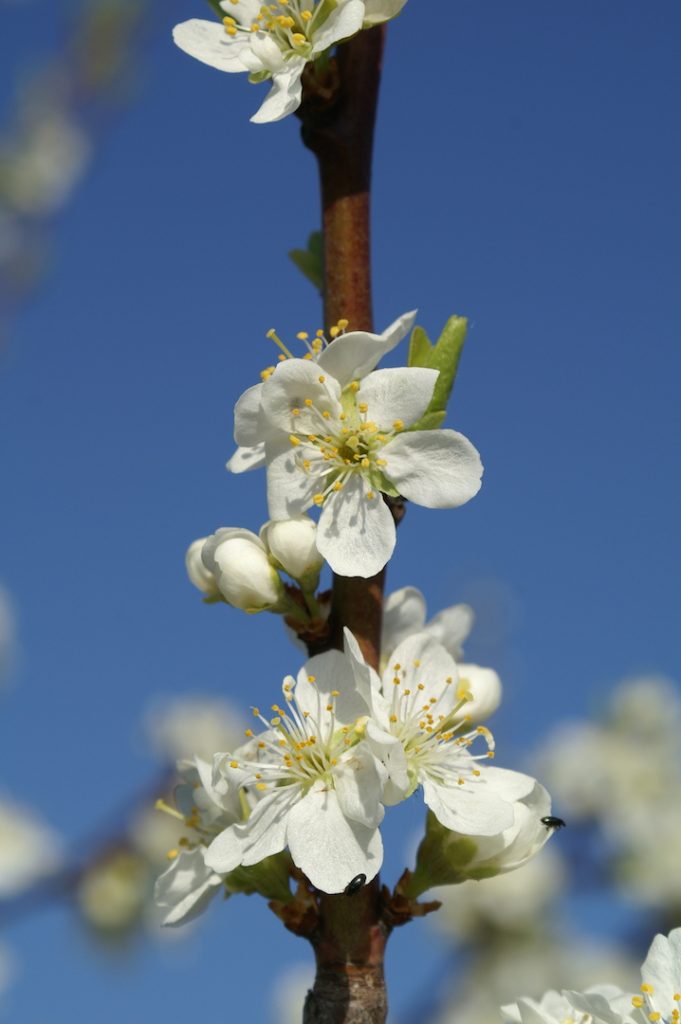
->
<box><xmin>296</xmin><ymin>649</ymin><xmax>372</xmax><ymax>728</ymax></box>
<box><xmin>362</xmin><ymin>0</ymin><xmax>409</xmax><ymax>26</ymax></box>
<box><xmin>385</xmin><ymin>632</ymin><xmax>459</xmax><ymax>715</ymax></box>
<box><xmin>286</xmin><ymin>784</ymin><xmax>383</xmax><ymax>893</ymax></box>
<box><xmin>310</xmin><ymin>0</ymin><xmax>365</xmax><ymax>54</ymax></box>
<box><xmin>422</xmin><ymin>776</ymin><xmax>515</xmax><ymax>836</ymax></box>
<box><xmin>365</xmin><ymin>720</ymin><xmax>410</xmax><ymax>803</ymax></box>
<box><xmin>233</xmin><ymin>383</ymin><xmax>264</xmax><ymax>447</ymax></box>
<box><xmin>334</xmin><ymin>744</ymin><xmax>386</xmax><ymax>828</ymax></box>
<box><xmin>382</xmin><ymin>428</ymin><xmax>483</xmax><ymax>508</ymax></box>
<box><xmin>641</xmin><ymin>929</ymin><xmax>681</xmax><ymax>1016</ymax></box>
<box><xmin>424</xmin><ymin>603</ymin><xmax>474</xmax><ymax>659</ymax></box>
<box><xmin>172</xmin><ymin>20</ymin><xmax>253</xmax><ymax>73</ymax></box>
<box><xmin>316</xmin><ymin>477</ymin><xmax>396</xmax><ymax>577</ymax></box>
<box><xmin>360</xmin><ymin>367</ymin><xmax>438</xmax><ymax>430</ymax></box>
<box><xmin>266</xmin><ymin>446</ymin><xmax>324</xmax><ymax>519</ymax></box>
<box><xmin>316</xmin><ymin>310</ymin><xmax>416</xmax><ymax>387</ymax></box>
<box><xmin>455</xmin><ymin>664</ymin><xmax>502</xmax><ymax>723</ymax></box>
<box><xmin>251</xmin><ymin>63</ymin><xmax>305</xmax><ymax>123</ymax></box>
<box><xmin>154</xmin><ymin>847</ymin><xmax>222</xmax><ymax>927</ymax></box>
<box><xmin>382</xmin><ymin>586</ymin><xmax>427</xmax><ymax>660</ymax></box>
<box><xmin>226</xmin><ymin>443</ymin><xmax>266</xmax><ymax>473</ymax></box>
<box><xmin>261</xmin><ymin>358</ymin><xmax>342</xmax><ymax>435</ymax></box>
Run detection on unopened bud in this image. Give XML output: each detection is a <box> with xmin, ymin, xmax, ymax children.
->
<box><xmin>260</xmin><ymin>517</ymin><xmax>324</xmax><ymax>586</ymax></box>
<box><xmin>185</xmin><ymin>538</ymin><xmax>220</xmax><ymax>598</ymax></box>
<box><xmin>202</xmin><ymin>528</ymin><xmax>284</xmax><ymax>613</ymax></box>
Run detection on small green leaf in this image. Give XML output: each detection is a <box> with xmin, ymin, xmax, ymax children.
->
<box><xmin>407</xmin><ymin>316</ymin><xmax>468</xmax><ymax>430</ymax></box>
<box><xmin>289</xmin><ymin>231</ymin><xmax>324</xmax><ymax>293</ymax></box>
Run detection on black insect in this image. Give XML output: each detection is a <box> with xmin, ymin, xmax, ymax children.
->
<box><xmin>345</xmin><ymin>873</ymin><xmax>367</xmax><ymax>895</ymax></box>
<box><xmin>541</xmin><ymin>816</ymin><xmax>566</xmax><ymax>830</ymax></box>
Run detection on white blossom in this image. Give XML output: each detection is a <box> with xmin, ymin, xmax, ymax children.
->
<box><xmin>77</xmin><ymin>851</ymin><xmax>149</xmax><ymax>934</ymax></box>
<box><xmin>382</xmin><ymin>585</ymin><xmax>474</xmax><ymax>665</ymax></box>
<box><xmin>204</xmin><ymin>644</ymin><xmax>386</xmax><ymax>893</ymax></box>
<box><xmin>145</xmin><ymin>696</ymin><xmax>245</xmax><ymax>763</ymax></box>
<box><xmin>173</xmin><ymin>0</ymin><xmax>408</xmax><ymax>124</ymax></box>
<box><xmin>503</xmin><ymin>987</ymin><xmax>632</xmax><ymax>1024</ymax></box>
<box><xmin>0</xmin><ymin>795</ymin><xmax>62</xmax><ymax>898</ymax></box>
<box><xmin>345</xmin><ymin>630</ymin><xmax>533</xmax><ymax>839</ymax></box>
<box><xmin>201</xmin><ymin>527</ymin><xmax>285</xmax><ymax>611</ymax></box>
<box><xmin>260</xmin><ymin>515</ymin><xmax>324</xmax><ymax>584</ymax></box>
<box><xmin>228</xmin><ymin>314</ymin><xmax>482</xmax><ymax>577</ymax></box>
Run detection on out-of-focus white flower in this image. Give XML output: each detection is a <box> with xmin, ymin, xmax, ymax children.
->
<box><xmin>272</xmin><ymin>962</ymin><xmax>315</xmax><ymax>1024</ymax></box>
<box><xmin>382</xmin><ymin>586</ymin><xmax>474</xmax><ymax>665</ymax></box>
<box><xmin>611</xmin><ymin>926</ymin><xmax>681</xmax><ymax>1024</ymax></box>
<box><xmin>202</xmin><ymin>527</ymin><xmax>285</xmax><ymax>611</ymax></box>
<box><xmin>260</xmin><ymin>515</ymin><xmax>324</xmax><ymax>585</ymax></box>
<box><xmin>0</xmin><ymin>795</ymin><xmax>62</xmax><ymax>898</ymax></box>
<box><xmin>185</xmin><ymin>537</ymin><xmax>221</xmax><ymax>598</ymax></box>
<box><xmin>76</xmin><ymin>850</ymin><xmax>150</xmax><ymax>934</ymax></box>
<box><xmin>145</xmin><ymin>696</ymin><xmax>245</xmax><ymax>764</ymax></box>
<box><xmin>1</xmin><ymin>109</ymin><xmax>90</xmax><ymax>215</ymax></box>
<box><xmin>204</xmin><ymin>642</ymin><xmax>385</xmax><ymax>894</ymax></box>
<box><xmin>432</xmin><ymin>846</ymin><xmax>565</xmax><ymax>939</ymax></box>
<box><xmin>173</xmin><ymin>0</ymin><xmax>408</xmax><ymax>124</ymax></box>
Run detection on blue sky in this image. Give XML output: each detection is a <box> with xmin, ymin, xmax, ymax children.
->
<box><xmin>1</xmin><ymin>1</ymin><xmax>680</xmax><ymax>1021</ymax></box>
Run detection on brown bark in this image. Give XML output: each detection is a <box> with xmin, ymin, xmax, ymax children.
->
<box><xmin>296</xmin><ymin>25</ymin><xmax>391</xmax><ymax>1024</ymax></box>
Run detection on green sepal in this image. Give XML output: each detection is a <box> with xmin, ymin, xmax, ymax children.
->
<box><xmin>289</xmin><ymin>231</ymin><xmax>324</xmax><ymax>293</ymax></box>
<box><xmin>407</xmin><ymin>316</ymin><xmax>468</xmax><ymax>430</ymax></box>
<box><xmin>400</xmin><ymin>810</ymin><xmax>480</xmax><ymax>899</ymax></box>
<box><xmin>248</xmin><ymin>70</ymin><xmax>270</xmax><ymax>84</ymax></box>
<box><xmin>224</xmin><ymin>850</ymin><xmax>293</xmax><ymax>903</ymax></box>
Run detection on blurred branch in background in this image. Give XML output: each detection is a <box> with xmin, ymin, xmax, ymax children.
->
<box><xmin>0</xmin><ymin>0</ymin><xmax>149</xmax><ymax>345</ymax></box>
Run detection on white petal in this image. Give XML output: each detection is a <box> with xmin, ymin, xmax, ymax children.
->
<box><xmin>362</xmin><ymin>0</ymin><xmax>409</xmax><ymax>26</ymax></box>
<box><xmin>233</xmin><ymin>383</ymin><xmax>264</xmax><ymax>447</ymax></box>
<box><xmin>343</xmin><ymin>627</ymin><xmax>386</xmax><ymax>716</ymax></box>
<box><xmin>422</xmin><ymin>778</ymin><xmax>515</xmax><ymax>836</ymax></box>
<box><xmin>382</xmin><ymin>429</ymin><xmax>483</xmax><ymax>508</ymax></box>
<box><xmin>261</xmin><ymin>358</ymin><xmax>342</xmax><ymax>435</ymax></box>
<box><xmin>310</xmin><ymin>0</ymin><xmax>365</xmax><ymax>53</ymax></box>
<box><xmin>365</xmin><ymin>720</ymin><xmax>410</xmax><ymax>803</ymax></box>
<box><xmin>382</xmin><ymin>586</ymin><xmax>427</xmax><ymax>659</ymax></box>
<box><xmin>316</xmin><ymin>310</ymin><xmax>416</xmax><ymax>388</ymax></box>
<box><xmin>316</xmin><ymin>477</ymin><xmax>395</xmax><ymax>578</ymax></box>
<box><xmin>240</xmin><ymin>788</ymin><xmax>297</xmax><ymax>866</ymax></box>
<box><xmin>154</xmin><ymin>848</ymin><xmax>223</xmax><ymax>926</ymax></box>
<box><xmin>455</xmin><ymin>664</ymin><xmax>502</xmax><ymax>723</ymax></box>
<box><xmin>219</xmin><ymin>0</ymin><xmax>262</xmax><ymax>25</ymax></box>
<box><xmin>204</xmin><ymin>823</ymin><xmax>245</xmax><ymax>874</ymax></box>
<box><xmin>266</xmin><ymin>447</ymin><xmax>324</xmax><ymax>519</ymax></box>
<box><xmin>479</xmin><ymin>766</ymin><xmax>538</xmax><ymax>803</ymax></box>
<box><xmin>360</xmin><ymin>367</ymin><xmax>437</xmax><ymax>430</ymax></box>
<box><xmin>296</xmin><ymin>649</ymin><xmax>371</xmax><ymax>728</ymax></box>
<box><xmin>385</xmin><ymin>632</ymin><xmax>459</xmax><ymax>714</ymax></box>
<box><xmin>251</xmin><ymin>63</ymin><xmax>305</xmax><ymax>124</ymax></box>
<box><xmin>424</xmin><ymin>602</ymin><xmax>474</xmax><ymax>659</ymax></box>
<box><xmin>172</xmin><ymin>20</ymin><xmax>253</xmax><ymax>73</ymax></box>
<box><xmin>334</xmin><ymin>744</ymin><xmax>386</xmax><ymax>828</ymax></box>
<box><xmin>226</xmin><ymin>443</ymin><xmax>266</xmax><ymax>473</ymax></box>
<box><xmin>286</xmin><ymin>784</ymin><xmax>383</xmax><ymax>894</ymax></box>
<box><xmin>641</xmin><ymin>930</ymin><xmax>681</xmax><ymax>1016</ymax></box>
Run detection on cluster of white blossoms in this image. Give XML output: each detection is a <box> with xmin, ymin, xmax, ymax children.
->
<box><xmin>502</xmin><ymin>926</ymin><xmax>681</xmax><ymax>1024</ymax></box>
<box><xmin>155</xmin><ymin>627</ymin><xmax>553</xmax><ymax>923</ymax></box>
<box><xmin>173</xmin><ymin>0</ymin><xmax>408</xmax><ymax>123</ymax></box>
<box><xmin>226</xmin><ymin>312</ymin><xmax>483</xmax><ymax>577</ymax></box>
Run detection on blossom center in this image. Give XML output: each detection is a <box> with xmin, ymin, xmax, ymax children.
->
<box><xmin>632</xmin><ymin>983</ymin><xmax>681</xmax><ymax>1024</ymax></box>
<box><xmin>222</xmin><ymin>0</ymin><xmax>323</xmax><ymax>52</ymax></box>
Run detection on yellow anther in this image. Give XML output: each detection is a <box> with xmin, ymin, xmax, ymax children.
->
<box><xmin>252</xmin><ymin>707</ymin><xmax>260</xmax><ymax>716</ymax></box>
<box><xmin>304</xmin><ymin>398</ymin><xmax>313</xmax><ymax>407</ymax></box>
<box><xmin>225</xmin><ymin>25</ymin><xmax>237</xmax><ymax>35</ymax></box>
<box><xmin>318</xmin><ymin>374</ymin><xmax>326</xmax><ymax>382</ymax></box>
<box><xmin>250</xmin><ymin>22</ymin><xmax>260</xmax><ymax>30</ymax></box>
<box><xmin>337</xmin><ymin>318</ymin><xmax>348</xmax><ymax>329</ymax></box>
<box><xmin>326</xmin><ymin>704</ymin><xmax>333</xmax><ymax>711</ymax></box>
<box><xmin>393</xmin><ymin>419</ymin><xmax>404</xmax><ymax>430</ymax></box>
<box><xmin>297</xmin><ymin>331</ymin><xmax>309</xmax><ymax>340</ymax></box>
<box><xmin>166</xmin><ymin>849</ymin><xmax>179</xmax><ymax>860</ymax></box>
<box><xmin>642</xmin><ymin>986</ymin><xmax>655</xmax><ymax>995</ymax></box>
<box><xmin>316</xmin><ymin>329</ymin><xmax>324</xmax><ymax>337</ymax></box>
<box><xmin>330</xmin><ymin>690</ymin><xmax>340</xmax><ymax>697</ymax></box>
<box><xmin>333</xmin><ymin>481</ymin><xmax>343</xmax><ymax>491</ymax></box>
<box><xmin>258</xmin><ymin>741</ymin><xmax>266</xmax><ymax>749</ymax></box>
<box><xmin>260</xmin><ymin>365</ymin><xmax>275</xmax><ymax>381</ymax></box>
<box><xmin>307</xmin><ymin>675</ymin><xmax>316</xmax><ymax>682</ymax></box>
<box><xmin>358</xmin><ymin>402</ymin><xmax>368</xmax><ymax>413</ymax></box>
<box><xmin>473</xmin><ymin>769</ymin><xmax>481</xmax><ymax>776</ymax></box>
<box><xmin>322</xmin><ymin>410</ymin><xmax>331</xmax><ymax>419</ymax></box>
<box><xmin>313</xmin><ymin>493</ymin><xmax>325</xmax><ymax>505</ymax></box>
<box><xmin>271</xmin><ymin>716</ymin><xmax>281</xmax><ymax>725</ymax></box>
<box><xmin>417</xmin><ymin>683</ymin><xmax>425</xmax><ymax>690</ymax></box>
<box><xmin>361</xmin><ymin>457</ymin><xmax>371</xmax><ymax>468</ymax></box>
<box><xmin>244</xmin><ymin>728</ymin><xmax>254</xmax><ymax>737</ymax></box>
<box><xmin>648</xmin><ymin>1015</ymin><xmax>661</xmax><ymax>1022</ymax></box>
<box><xmin>366</xmin><ymin>491</ymin><xmax>376</xmax><ymax>499</ymax></box>
<box><xmin>457</xmin><ymin>778</ymin><xmax>465</xmax><ymax>785</ymax></box>
<box><xmin>413</xmin><ymin>659</ymin><xmax>421</xmax><ymax>668</ymax></box>
<box><xmin>403</xmin><ymin>688</ymin><xmax>411</xmax><ymax>695</ymax></box>
<box><xmin>223</xmin><ymin>15</ymin><xmax>236</xmax><ymax>24</ymax></box>
<box><xmin>229</xmin><ymin>760</ymin><xmax>239</xmax><ymax>768</ymax></box>
<box><xmin>289</xmin><ymin>435</ymin><xmax>301</xmax><ymax>446</ymax></box>
<box><xmin>674</xmin><ymin>995</ymin><xmax>681</xmax><ymax>1002</ymax></box>
<box><xmin>329</xmin><ymin>326</ymin><xmax>340</xmax><ymax>338</ymax></box>
<box><xmin>255</xmin><ymin>783</ymin><xmax>267</xmax><ymax>791</ymax></box>
<box><xmin>487</xmin><ymin>751</ymin><xmax>495</xmax><ymax>759</ymax></box>
<box><xmin>389</xmin><ymin>714</ymin><xmax>398</xmax><ymax>723</ymax></box>
<box><xmin>375</xmin><ymin>458</ymin><xmax>387</xmax><ymax>466</ymax></box>
<box><xmin>350</xmin><ymin>381</ymin><xmax>360</xmax><ymax>392</ymax></box>
<box><xmin>291</xmin><ymin>407</ymin><xmax>300</xmax><ymax>416</ymax></box>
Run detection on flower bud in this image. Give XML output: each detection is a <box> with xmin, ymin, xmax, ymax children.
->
<box><xmin>185</xmin><ymin>538</ymin><xmax>220</xmax><ymax>598</ymax></box>
<box><xmin>202</xmin><ymin>528</ymin><xmax>284</xmax><ymax>612</ymax></box>
<box><xmin>260</xmin><ymin>517</ymin><xmax>324</xmax><ymax>585</ymax></box>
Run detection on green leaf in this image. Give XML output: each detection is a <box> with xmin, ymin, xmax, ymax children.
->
<box><xmin>289</xmin><ymin>231</ymin><xmax>324</xmax><ymax>293</ymax></box>
<box><xmin>407</xmin><ymin>316</ymin><xmax>468</xmax><ymax>430</ymax></box>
